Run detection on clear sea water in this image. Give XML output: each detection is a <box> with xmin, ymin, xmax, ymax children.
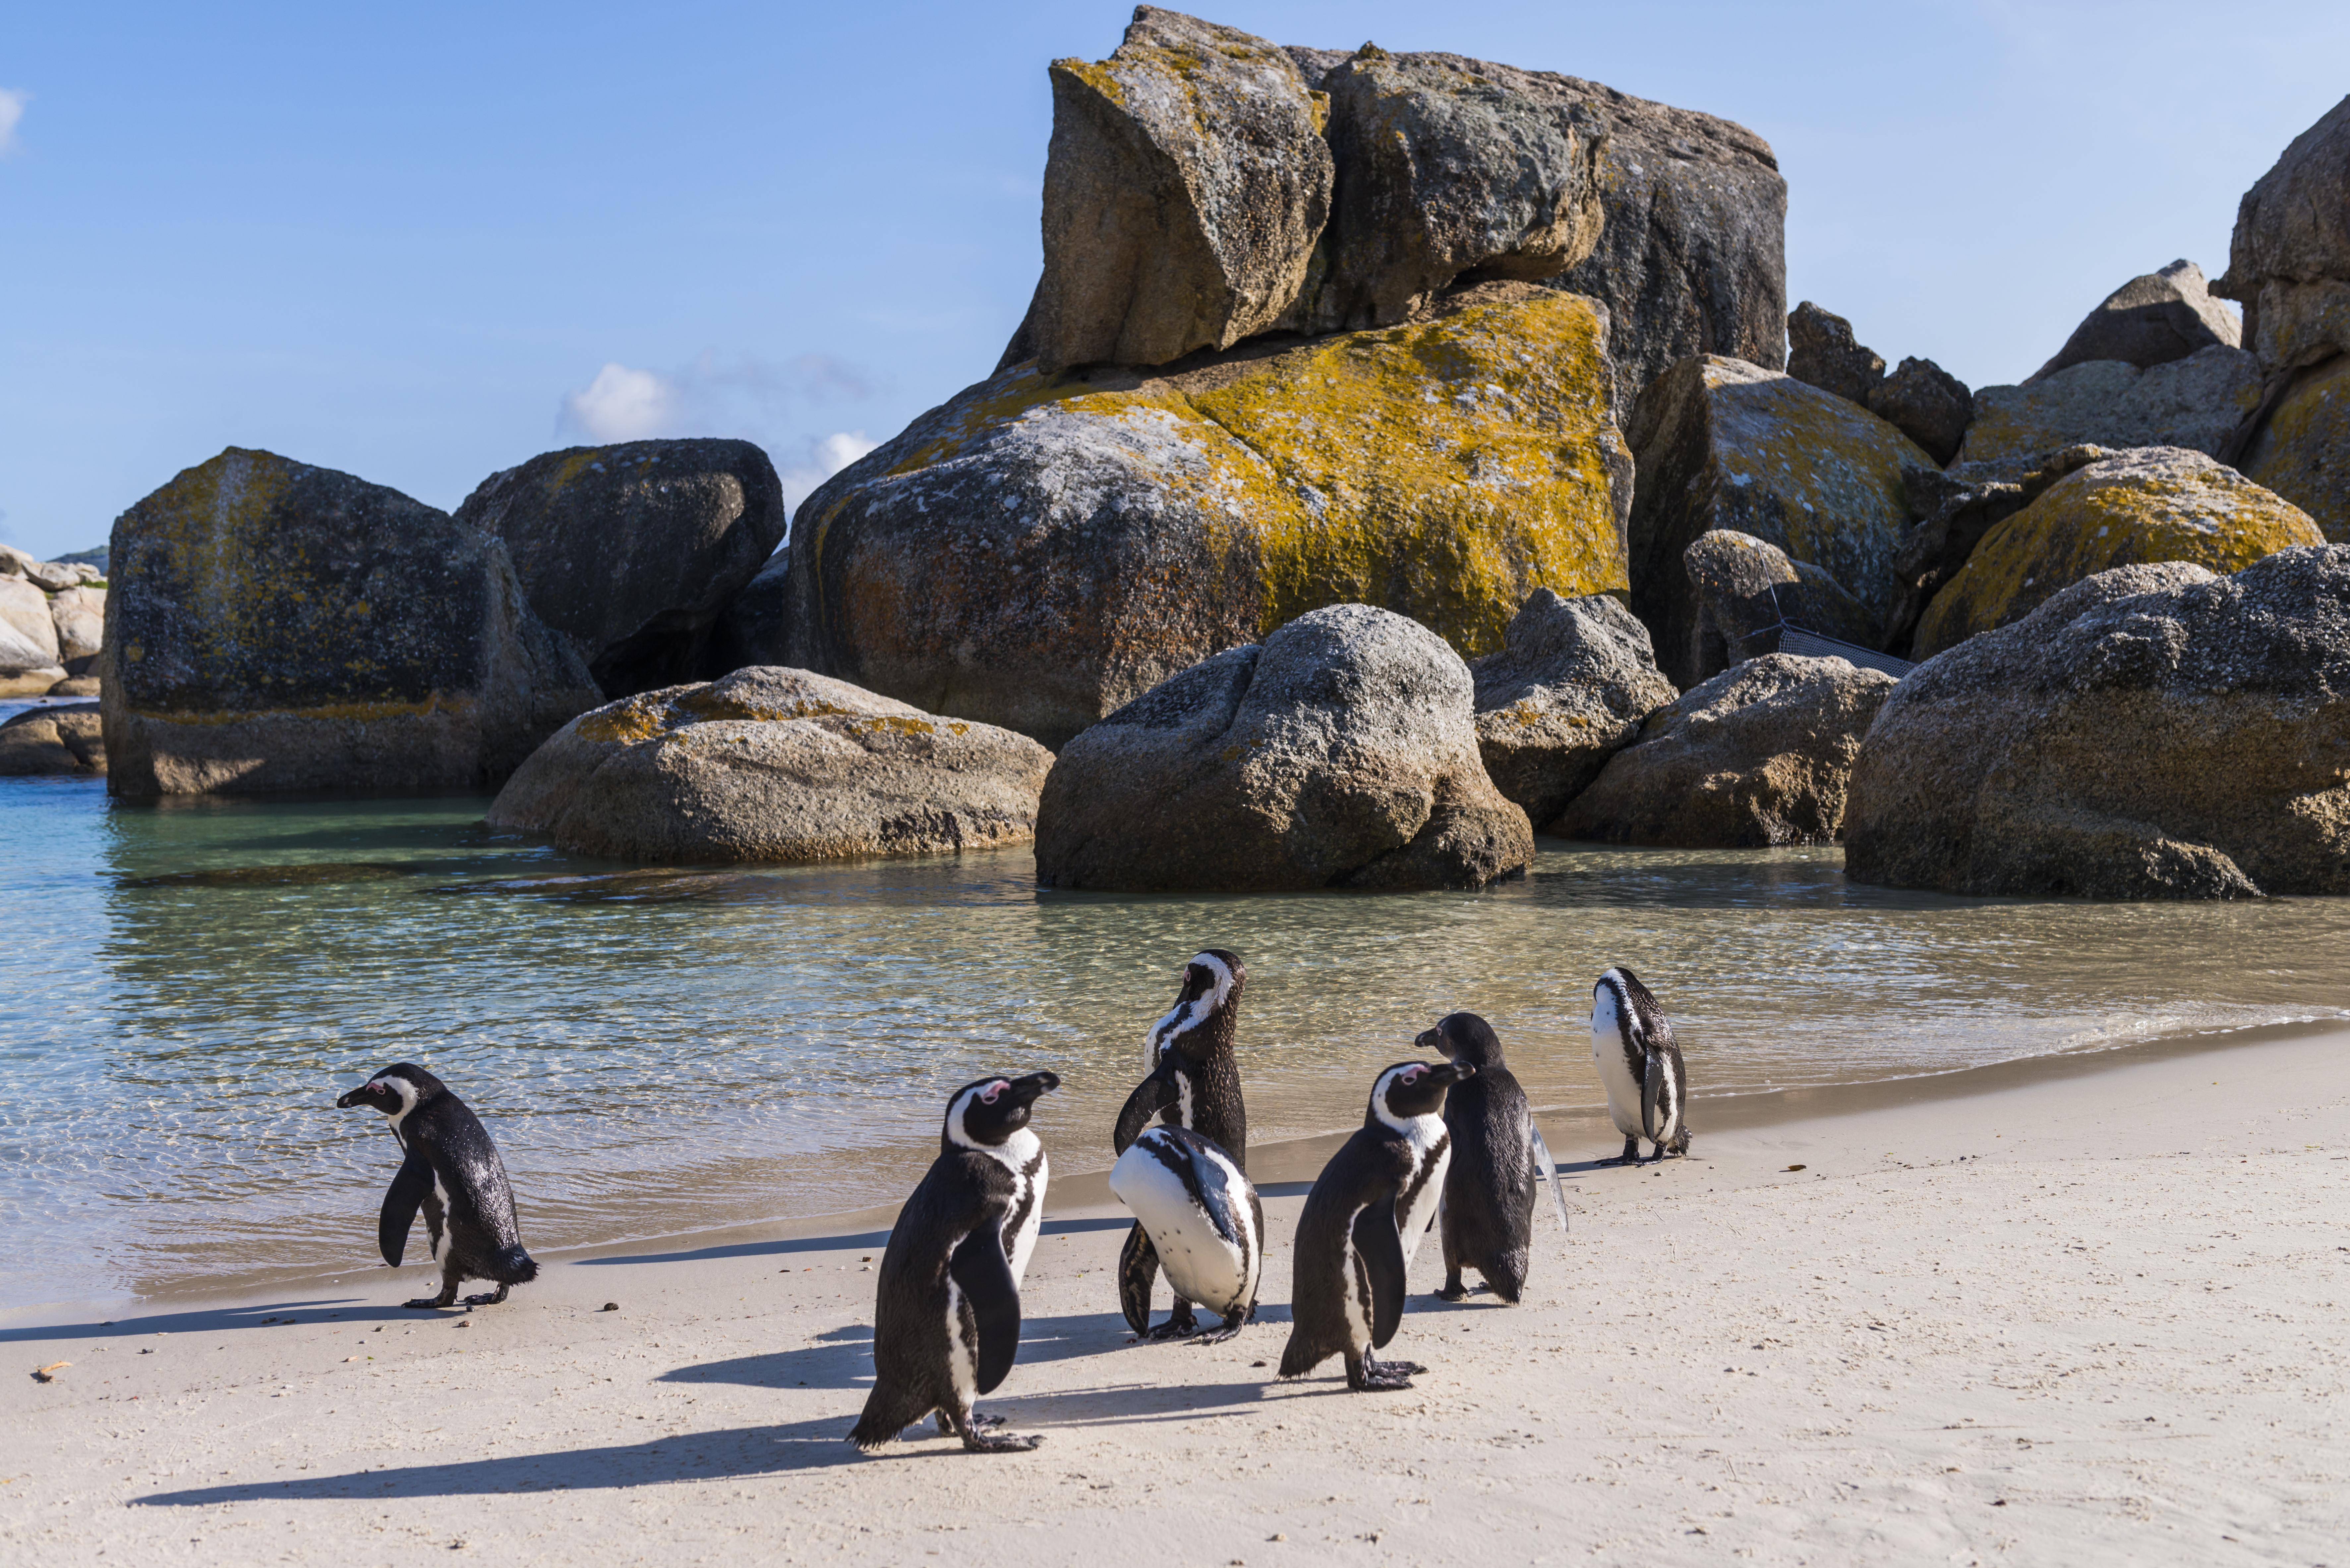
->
<box><xmin>6</xmin><ymin>751</ymin><xmax>2349</xmax><ymax>1311</ymax></box>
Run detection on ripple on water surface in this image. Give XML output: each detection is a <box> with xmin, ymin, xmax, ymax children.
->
<box><xmin>4</xmin><ymin>782</ymin><xmax>2347</xmax><ymax>1310</ymax></box>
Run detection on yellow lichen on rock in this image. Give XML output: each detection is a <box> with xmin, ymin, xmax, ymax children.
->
<box><xmin>1914</xmin><ymin>448</ymin><xmax>2324</xmax><ymax>656</ymax></box>
<box><xmin>2244</xmin><ymin>356</ymin><xmax>2350</xmax><ymax>545</ymax></box>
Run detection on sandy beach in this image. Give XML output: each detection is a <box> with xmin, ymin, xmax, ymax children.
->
<box><xmin>5</xmin><ymin>1026</ymin><xmax>2346</xmax><ymax>1567</ymax></box>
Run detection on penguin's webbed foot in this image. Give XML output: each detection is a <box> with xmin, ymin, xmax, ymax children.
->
<box><xmin>401</xmin><ymin>1295</ymin><xmax>455</xmax><ymax>1310</ymax></box>
<box><xmin>1436</xmin><ymin>1272</ymin><xmax>1468</xmax><ymax>1301</ymax></box>
<box><xmin>1351</xmin><ymin>1359</ymin><xmax>1421</xmax><ymax>1392</ymax></box>
<box><xmin>460</xmin><ymin>1285</ymin><xmax>510</xmax><ymax>1307</ymax></box>
<box><xmin>1187</xmin><ymin>1315</ymin><xmax>1247</xmax><ymax>1346</ymax></box>
<box><xmin>964</xmin><ymin>1411</ymin><xmax>1007</xmax><ymax>1430</ymax></box>
<box><xmin>1142</xmin><ymin>1305</ymin><xmax>1200</xmax><ymax>1340</ymax></box>
<box><xmin>1603</xmin><ymin>1137</ymin><xmax>1641</xmax><ymax>1166</ymax></box>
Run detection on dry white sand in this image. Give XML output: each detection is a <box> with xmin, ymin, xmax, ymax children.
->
<box><xmin>5</xmin><ymin>1027</ymin><xmax>2347</xmax><ymax>1566</ymax></box>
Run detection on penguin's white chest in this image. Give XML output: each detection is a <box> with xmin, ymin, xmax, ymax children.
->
<box><xmin>1109</xmin><ymin>1132</ymin><xmax>1259</xmax><ymax>1317</ymax></box>
<box><xmin>986</xmin><ymin>1128</ymin><xmax>1047</xmax><ymax>1285</ymax></box>
<box><xmin>1591</xmin><ymin>1023</ymin><xmax>1644</xmax><ymax>1139</ymax></box>
<box><xmin>1395</xmin><ymin>1115</ymin><xmax>1450</xmax><ymax>1268</ymax></box>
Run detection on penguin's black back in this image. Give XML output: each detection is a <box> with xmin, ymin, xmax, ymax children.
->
<box><xmin>1439</xmin><ymin>1060</ymin><xmax>1534</xmax><ymax>1291</ymax></box>
<box><xmin>401</xmin><ymin>1086</ymin><xmax>534</xmax><ymax>1285</ymax></box>
<box><xmin>1279</xmin><ymin>1124</ymin><xmax>1412</xmax><ymax>1375</ymax></box>
<box><xmin>858</xmin><ymin>1148</ymin><xmax>1020</xmax><ymax>1440</ymax></box>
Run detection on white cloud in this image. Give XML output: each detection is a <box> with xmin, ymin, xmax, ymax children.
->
<box><xmin>561</xmin><ymin>362</ymin><xmax>678</xmax><ymax>442</ymax></box>
<box><xmin>0</xmin><ymin>90</ymin><xmax>28</xmax><ymax>157</ymax></box>
<box><xmin>780</xmin><ymin>431</ymin><xmax>880</xmax><ymax>510</ymax></box>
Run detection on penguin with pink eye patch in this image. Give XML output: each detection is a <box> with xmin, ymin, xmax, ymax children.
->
<box><xmin>1278</xmin><ymin>1059</ymin><xmax>1472</xmax><ymax>1393</ymax></box>
<box><xmin>852</xmin><ymin>1071</ymin><xmax>1060</xmax><ymax>1454</ymax></box>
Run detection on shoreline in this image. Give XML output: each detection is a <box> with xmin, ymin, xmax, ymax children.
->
<box><xmin>12</xmin><ymin>1010</ymin><xmax>2341</xmax><ymax>1326</ymax></box>
<box><xmin>5</xmin><ymin>1015</ymin><xmax>2345</xmax><ymax>1564</ymax></box>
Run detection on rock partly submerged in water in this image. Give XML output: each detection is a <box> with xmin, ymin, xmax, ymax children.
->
<box><xmin>1912</xmin><ymin>447</ymin><xmax>2324</xmax><ymax>657</ymax></box>
<box><xmin>1626</xmin><ymin>355</ymin><xmax>1929</xmax><ymax>687</ymax></box>
<box><xmin>1035</xmin><ymin>602</ymin><xmax>1533</xmax><ymax>891</ymax></box>
<box><xmin>487</xmin><ymin>667</ymin><xmax>1054</xmax><ymax>864</ymax></box>
<box><xmin>0</xmin><ymin>576</ymin><xmax>64</xmax><ymax>695</ymax></box>
<box><xmin>455</xmin><ymin>438</ymin><xmax>787</xmax><ymax>697</ymax></box>
<box><xmin>1468</xmin><ymin>589</ymin><xmax>1677</xmax><ymax>827</ymax></box>
<box><xmin>1847</xmin><ymin>549</ymin><xmax>2350</xmax><ymax>899</ymax></box>
<box><xmin>1555</xmin><ymin>653</ymin><xmax>1895</xmax><ymax>847</ymax></box>
<box><xmin>0</xmin><ymin>702</ymin><xmax>104</xmax><ymax>776</ymax></box>
<box><xmin>102</xmin><ymin>447</ymin><xmax>599</xmax><ymax>799</ymax></box>
<box><xmin>790</xmin><ymin>285</ymin><xmax>1631</xmax><ymax>748</ymax></box>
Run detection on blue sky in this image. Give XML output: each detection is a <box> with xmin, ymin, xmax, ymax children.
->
<box><xmin>3</xmin><ymin>1</ymin><xmax>2345</xmax><ymax>560</ymax></box>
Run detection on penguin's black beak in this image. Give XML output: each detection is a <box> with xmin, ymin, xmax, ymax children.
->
<box><xmin>1417</xmin><ymin>1025</ymin><xmax>1450</xmax><ymax>1058</ymax></box>
<box><xmin>1428</xmin><ymin>1061</ymin><xmax>1474</xmax><ymax>1086</ymax></box>
<box><xmin>1004</xmin><ymin>1071</ymin><xmax>1060</xmax><ymax>1106</ymax></box>
<box><xmin>334</xmin><ymin>1087</ymin><xmax>372</xmax><ymax>1110</ymax></box>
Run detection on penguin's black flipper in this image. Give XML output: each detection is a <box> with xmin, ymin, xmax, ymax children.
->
<box><xmin>1111</xmin><ymin>1068</ymin><xmax>1178</xmax><ymax>1157</ymax></box>
<box><xmin>1641</xmin><ymin>1052</ymin><xmax>1665</xmax><ymax>1147</ymax></box>
<box><xmin>1117</xmin><ymin>1222</ymin><xmax>1160</xmax><ymax>1335</ymax></box>
<box><xmin>1352</xmin><ymin>1196</ymin><xmax>1407</xmax><ymax>1350</ymax></box>
<box><xmin>378</xmin><ymin>1153</ymin><xmax>432</xmax><ymax>1267</ymax></box>
<box><xmin>949</xmin><ymin>1222</ymin><xmax>1022</xmax><ymax>1396</ymax></box>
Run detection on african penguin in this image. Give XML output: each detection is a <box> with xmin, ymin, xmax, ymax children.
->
<box><xmin>1112</xmin><ymin>949</ymin><xmax>1248</xmax><ymax>1340</ymax></box>
<box><xmin>335</xmin><ymin>1063</ymin><xmax>538</xmax><ymax>1310</ymax></box>
<box><xmin>1277</xmin><ymin>1059</ymin><xmax>1470</xmax><ymax>1392</ymax></box>
<box><xmin>1419</xmin><ymin>1012</ymin><xmax>1570</xmax><ymax>1305</ymax></box>
<box><xmin>851</xmin><ymin>1071</ymin><xmax>1058</xmax><ymax>1454</ymax></box>
<box><xmin>1590</xmin><ymin>967</ymin><xmax>1691</xmax><ymax>1164</ymax></box>
<box><xmin>1108</xmin><ymin>1126</ymin><xmax>1263</xmax><ymax>1343</ymax></box>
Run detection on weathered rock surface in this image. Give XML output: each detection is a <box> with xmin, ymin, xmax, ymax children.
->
<box><xmin>487</xmin><ymin>667</ymin><xmax>1052</xmax><ymax>864</ymax></box>
<box><xmin>455</xmin><ymin>438</ymin><xmax>786</xmax><ymax>697</ymax></box>
<box><xmin>1626</xmin><ymin>355</ymin><xmax>1930</xmax><ymax>687</ymax></box>
<box><xmin>1846</xmin><ymin>549</ymin><xmax>2350</xmax><ymax>899</ymax></box>
<box><xmin>0</xmin><ymin>666</ymin><xmax>65</xmax><ymax>698</ymax></box>
<box><xmin>103</xmin><ymin>447</ymin><xmax>600</xmax><ymax>799</ymax></box>
<box><xmin>1881</xmin><ymin>445</ymin><xmax>2114</xmax><ymax>655</ymax></box>
<box><xmin>1468</xmin><ymin>589</ymin><xmax>1676</xmax><ymax>825</ymax></box>
<box><xmin>1957</xmin><ymin>346</ymin><xmax>2262</xmax><ymax>464</ymax></box>
<box><xmin>1034</xmin><ymin>602</ymin><xmax>1532</xmax><ymax>891</ymax></box>
<box><xmin>0</xmin><ymin>543</ymin><xmax>37</xmax><ymax>579</ymax></box>
<box><xmin>791</xmin><ymin>286</ymin><xmax>1630</xmax><ymax>748</ymax></box>
<box><xmin>2032</xmin><ymin>260</ymin><xmax>2242</xmax><ymax>381</ymax></box>
<box><xmin>1913</xmin><ymin>448</ymin><xmax>2324</xmax><ymax>657</ymax></box>
<box><xmin>49</xmin><ymin>585</ymin><xmax>105</xmax><ymax>672</ymax></box>
<box><xmin>0</xmin><ymin>702</ymin><xmax>104</xmax><ymax>776</ymax></box>
<box><xmin>1</xmin><ymin>576</ymin><xmax>61</xmax><ymax>672</ymax></box>
<box><xmin>710</xmin><ymin>549</ymin><xmax>791</xmax><ymax>672</ymax></box>
<box><xmin>1289</xmin><ymin>46</ymin><xmax>1787</xmax><ymax>417</ymax></box>
<box><xmin>1555</xmin><ymin>653</ymin><xmax>1895</xmax><ymax>847</ymax></box>
<box><xmin>1869</xmin><ymin>357</ymin><xmax>1974</xmax><ymax>466</ymax></box>
<box><xmin>1297</xmin><ymin>45</ymin><xmax>1605</xmax><ymax>332</ymax></box>
<box><xmin>2214</xmin><ymin>96</ymin><xmax>2350</xmax><ymax>372</ymax></box>
<box><xmin>1009</xmin><ymin>8</ymin><xmax>1332</xmax><ymax>374</ymax></box>
<box><xmin>1682</xmin><ymin>530</ymin><xmax>1875</xmax><ymax>682</ymax></box>
<box><xmin>1786</xmin><ymin>301</ymin><xmax>1883</xmax><ymax>404</ymax></box>
<box><xmin>2241</xmin><ymin>353</ymin><xmax>2350</xmax><ymax>544</ymax></box>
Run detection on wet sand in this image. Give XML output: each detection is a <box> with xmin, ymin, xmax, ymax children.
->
<box><xmin>5</xmin><ymin>1025</ymin><xmax>2346</xmax><ymax>1565</ymax></box>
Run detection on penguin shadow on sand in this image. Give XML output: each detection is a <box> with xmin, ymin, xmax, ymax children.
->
<box><xmin>0</xmin><ymin>1299</ymin><xmax>419</xmax><ymax>1345</ymax></box>
<box><xmin>660</xmin><ymin>1309</ymin><xmax>1135</xmax><ymax>1393</ymax></box>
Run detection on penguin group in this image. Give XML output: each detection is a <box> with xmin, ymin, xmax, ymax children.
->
<box><xmin>327</xmin><ymin>954</ymin><xmax>1695</xmax><ymax>1456</ymax></box>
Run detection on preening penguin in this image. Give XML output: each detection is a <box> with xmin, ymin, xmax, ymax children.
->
<box><xmin>1278</xmin><ymin>1059</ymin><xmax>1470</xmax><ymax>1392</ymax></box>
<box><xmin>852</xmin><ymin>1071</ymin><xmax>1059</xmax><ymax>1454</ymax></box>
<box><xmin>1109</xmin><ymin>1126</ymin><xmax>1263</xmax><ymax>1343</ymax></box>
<box><xmin>1112</xmin><ymin>950</ymin><xmax>1249</xmax><ymax>1339</ymax></box>
<box><xmin>1419</xmin><ymin>1012</ymin><xmax>1570</xmax><ymax>1305</ymax></box>
<box><xmin>1590</xmin><ymin>967</ymin><xmax>1692</xmax><ymax>1164</ymax></box>
<box><xmin>334</xmin><ymin>1063</ymin><xmax>537</xmax><ymax>1310</ymax></box>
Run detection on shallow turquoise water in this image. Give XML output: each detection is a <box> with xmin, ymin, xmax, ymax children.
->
<box><xmin>5</xmin><ymin>777</ymin><xmax>2348</xmax><ymax>1311</ymax></box>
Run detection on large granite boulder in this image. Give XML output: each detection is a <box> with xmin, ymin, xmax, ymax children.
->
<box><xmin>454</xmin><ymin>438</ymin><xmax>786</xmax><ymax>697</ymax></box>
<box><xmin>2214</xmin><ymin>96</ymin><xmax>2350</xmax><ymax>373</ymax></box>
<box><xmin>487</xmin><ymin>667</ymin><xmax>1052</xmax><ymax>864</ymax></box>
<box><xmin>709</xmin><ymin>548</ymin><xmax>791</xmax><ymax>672</ymax></box>
<box><xmin>1957</xmin><ymin>346</ymin><xmax>2262</xmax><ymax>464</ymax></box>
<box><xmin>2032</xmin><ymin>260</ymin><xmax>2242</xmax><ymax>381</ymax></box>
<box><xmin>1786</xmin><ymin>301</ymin><xmax>1883</xmax><ymax>404</ymax></box>
<box><xmin>49</xmin><ymin>585</ymin><xmax>105</xmax><ymax>672</ymax></box>
<box><xmin>1287</xmin><ymin>46</ymin><xmax>1787</xmax><ymax>417</ymax></box>
<box><xmin>1682</xmin><ymin>530</ymin><xmax>1875</xmax><ymax>682</ymax></box>
<box><xmin>102</xmin><ymin>447</ymin><xmax>599</xmax><ymax>799</ymax></box>
<box><xmin>0</xmin><ymin>702</ymin><xmax>104</xmax><ymax>776</ymax></box>
<box><xmin>1913</xmin><ymin>448</ymin><xmax>2324</xmax><ymax>657</ymax></box>
<box><xmin>1555</xmin><ymin>653</ymin><xmax>1895</xmax><ymax>847</ymax></box>
<box><xmin>1294</xmin><ymin>46</ymin><xmax>1605</xmax><ymax>333</ymax></box>
<box><xmin>1468</xmin><ymin>589</ymin><xmax>1676</xmax><ymax>826</ymax></box>
<box><xmin>1869</xmin><ymin>357</ymin><xmax>1974</xmax><ymax>467</ymax></box>
<box><xmin>790</xmin><ymin>285</ymin><xmax>1630</xmax><ymax>748</ymax></box>
<box><xmin>1034</xmin><ymin>602</ymin><xmax>1532</xmax><ymax>891</ymax></box>
<box><xmin>1846</xmin><ymin>549</ymin><xmax>2350</xmax><ymax>899</ymax></box>
<box><xmin>2242</xmin><ymin>354</ymin><xmax>2350</xmax><ymax>543</ymax></box>
<box><xmin>1880</xmin><ymin>445</ymin><xmax>2113</xmax><ymax>655</ymax></box>
<box><xmin>1626</xmin><ymin>355</ymin><xmax>1930</xmax><ymax>687</ymax></box>
<box><xmin>1005</xmin><ymin>8</ymin><xmax>1332</xmax><ymax>374</ymax></box>
<box><xmin>0</xmin><ymin>574</ymin><xmax>62</xmax><ymax>694</ymax></box>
